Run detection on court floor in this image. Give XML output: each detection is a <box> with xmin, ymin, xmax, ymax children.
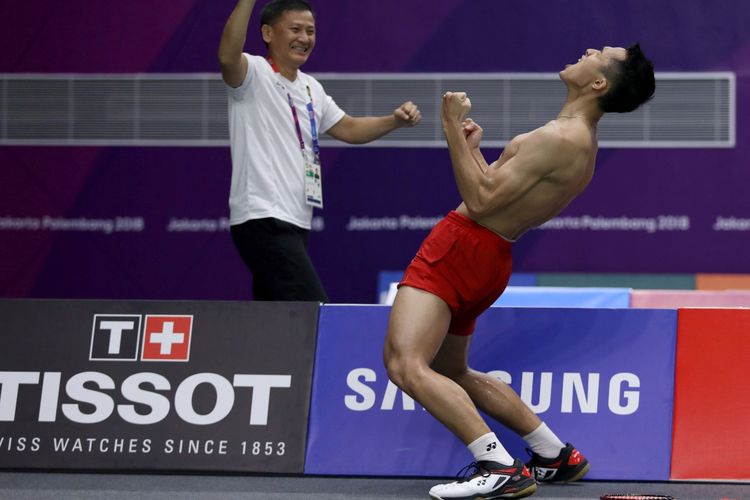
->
<box><xmin>1</xmin><ymin>471</ymin><xmax>749</xmax><ymax>500</ymax></box>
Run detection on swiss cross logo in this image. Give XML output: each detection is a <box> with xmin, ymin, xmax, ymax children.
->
<box><xmin>141</xmin><ymin>315</ymin><xmax>193</xmax><ymax>362</ymax></box>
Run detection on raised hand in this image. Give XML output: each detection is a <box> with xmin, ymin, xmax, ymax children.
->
<box><xmin>393</xmin><ymin>101</ymin><xmax>422</xmax><ymax>127</ymax></box>
<box><xmin>441</xmin><ymin>91</ymin><xmax>472</xmax><ymax>124</ymax></box>
<box><xmin>462</xmin><ymin>118</ymin><xmax>483</xmax><ymax>149</ymax></box>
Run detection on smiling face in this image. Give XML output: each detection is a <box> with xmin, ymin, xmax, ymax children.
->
<box><xmin>262</xmin><ymin>9</ymin><xmax>316</xmax><ymax>71</ymax></box>
<box><xmin>560</xmin><ymin>46</ymin><xmax>628</xmax><ymax>89</ymax></box>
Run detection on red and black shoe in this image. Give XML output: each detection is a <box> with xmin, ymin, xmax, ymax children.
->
<box><xmin>428</xmin><ymin>458</ymin><xmax>537</xmax><ymax>499</ymax></box>
<box><xmin>526</xmin><ymin>443</ymin><xmax>589</xmax><ymax>483</ymax></box>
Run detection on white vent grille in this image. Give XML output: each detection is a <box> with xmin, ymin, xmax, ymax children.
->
<box><xmin>0</xmin><ymin>72</ymin><xmax>735</xmax><ymax>148</ymax></box>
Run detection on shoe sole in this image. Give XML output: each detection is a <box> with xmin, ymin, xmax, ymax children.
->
<box><xmin>541</xmin><ymin>462</ymin><xmax>589</xmax><ymax>483</ymax></box>
<box><xmin>492</xmin><ymin>481</ymin><xmax>538</xmax><ymax>499</ymax></box>
<box><xmin>562</xmin><ymin>462</ymin><xmax>590</xmax><ymax>483</ymax></box>
<box><xmin>429</xmin><ymin>482</ymin><xmax>538</xmax><ymax>500</ymax></box>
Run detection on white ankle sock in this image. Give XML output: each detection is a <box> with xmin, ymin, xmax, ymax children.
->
<box><xmin>467</xmin><ymin>432</ymin><xmax>514</xmax><ymax>466</ymax></box>
<box><xmin>522</xmin><ymin>422</ymin><xmax>565</xmax><ymax>459</ymax></box>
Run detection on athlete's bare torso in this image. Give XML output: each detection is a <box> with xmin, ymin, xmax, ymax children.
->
<box><xmin>457</xmin><ymin>117</ymin><xmax>598</xmax><ymax>240</ymax></box>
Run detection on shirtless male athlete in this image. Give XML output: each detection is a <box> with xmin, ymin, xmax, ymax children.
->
<box><xmin>384</xmin><ymin>45</ymin><xmax>655</xmax><ymax>499</ymax></box>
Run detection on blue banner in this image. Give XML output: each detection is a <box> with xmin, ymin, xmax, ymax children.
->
<box><xmin>492</xmin><ymin>286</ymin><xmax>631</xmax><ymax>308</ymax></box>
<box><xmin>305</xmin><ymin>305</ymin><xmax>676</xmax><ymax>480</ymax></box>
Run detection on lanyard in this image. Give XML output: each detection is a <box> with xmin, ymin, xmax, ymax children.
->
<box><xmin>268</xmin><ymin>58</ymin><xmax>324</xmax><ymax>208</ymax></box>
<box><xmin>268</xmin><ymin>58</ymin><xmax>319</xmax><ymax>158</ymax></box>
<box><xmin>305</xmin><ymin>86</ymin><xmax>321</xmax><ymax>159</ymax></box>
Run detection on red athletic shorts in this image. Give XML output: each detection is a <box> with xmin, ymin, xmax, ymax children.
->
<box><xmin>399</xmin><ymin>211</ymin><xmax>513</xmax><ymax>336</ymax></box>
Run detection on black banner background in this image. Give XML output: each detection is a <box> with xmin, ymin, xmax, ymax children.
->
<box><xmin>0</xmin><ymin>300</ymin><xmax>319</xmax><ymax>472</ymax></box>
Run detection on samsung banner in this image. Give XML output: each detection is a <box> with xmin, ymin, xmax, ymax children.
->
<box><xmin>0</xmin><ymin>300</ymin><xmax>319</xmax><ymax>472</ymax></box>
<box><xmin>306</xmin><ymin>305</ymin><xmax>676</xmax><ymax>480</ymax></box>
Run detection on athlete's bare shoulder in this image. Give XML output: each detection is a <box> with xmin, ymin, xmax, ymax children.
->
<box><xmin>542</xmin><ymin>118</ymin><xmax>597</xmax><ymax>157</ymax></box>
<box><xmin>516</xmin><ymin>121</ymin><xmax>575</xmax><ymax>162</ymax></box>
<box><xmin>506</xmin><ymin>119</ymin><xmax>595</xmax><ymax>187</ymax></box>
<box><xmin>494</xmin><ymin>119</ymin><xmax>594</xmax><ymax>181</ymax></box>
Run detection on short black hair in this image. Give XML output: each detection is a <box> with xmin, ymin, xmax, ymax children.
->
<box><xmin>598</xmin><ymin>44</ymin><xmax>655</xmax><ymax>113</ymax></box>
<box><xmin>259</xmin><ymin>0</ymin><xmax>315</xmax><ymax>28</ymax></box>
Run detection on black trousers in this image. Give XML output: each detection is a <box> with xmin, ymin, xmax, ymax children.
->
<box><xmin>230</xmin><ymin>218</ymin><xmax>328</xmax><ymax>302</ymax></box>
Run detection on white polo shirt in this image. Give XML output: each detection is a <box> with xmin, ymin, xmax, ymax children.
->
<box><xmin>227</xmin><ymin>53</ymin><xmax>345</xmax><ymax>229</ymax></box>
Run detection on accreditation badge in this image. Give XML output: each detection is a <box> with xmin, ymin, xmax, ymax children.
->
<box><xmin>304</xmin><ymin>150</ymin><xmax>323</xmax><ymax>208</ymax></box>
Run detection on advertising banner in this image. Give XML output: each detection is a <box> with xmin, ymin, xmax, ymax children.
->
<box><xmin>0</xmin><ymin>300</ymin><xmax>319</xmax><ymax>472</ymax></box>
<box><xmin>306</xmin><ymin>305</ymin><xmax>676</xmax><ymax>480</ymax></box>
<box><xmin>671</xmin><ymin>308</ymin><xmax>750</xmax><ymax>480</ymax></box>
<box><xmin>630</xmin><ymin>290</ymin><xmax>750</xmax><ymax>308</ymax></box>
<box><xmin>492</xmin><ymin>287</ymin><xmax>631</xmax><ymax>308</ymax></box>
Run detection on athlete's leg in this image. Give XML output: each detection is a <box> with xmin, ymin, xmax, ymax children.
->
<box><xmin>431</xmin><ymin>333</ymin><xmax>541</xmax><ymax>436</ymax></box>
<box><xmin>383</xmin><ymin>286</ymin><xmax>491</xmax><ymax>444</ymax></box>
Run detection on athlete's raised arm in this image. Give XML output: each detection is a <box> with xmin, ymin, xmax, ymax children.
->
<box><xmin>441</xmin><ymin>91</ymin><xmax>562</xmax><ymax>218</ymax></box>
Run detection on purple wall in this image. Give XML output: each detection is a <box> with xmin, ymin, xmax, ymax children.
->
<box><xmin>2</xmin><ymin>0</ymin><xmax>749</xmax><ymax>302</ymax></box>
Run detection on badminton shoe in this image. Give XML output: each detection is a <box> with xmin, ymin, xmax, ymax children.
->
<box><xmin>526</xmin><ymin>443</ymin><xmax>589</xmax><ymax>483</ymax></box>
<box><xmin>428</xmin><ymin>458</ymin><xmax>537</xmax><ymax>499</ymax></box>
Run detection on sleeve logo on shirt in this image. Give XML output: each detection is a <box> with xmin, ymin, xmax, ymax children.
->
<box><xmin>89</xmin><ymin>314</ymin><xmax>193</xmax><ymax>362</ymax></box>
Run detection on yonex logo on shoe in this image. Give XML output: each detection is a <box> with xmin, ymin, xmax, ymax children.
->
<box><xmin>491</xmin><ymin>475</ymin><xmax>511</xmax><ymax>488</ymax></box>
<box><xmin>486</xmin><ymin>442</ymin><xmax>497</xmax><ymax>452</ymax></box>
<box><xmin>533</xmin><ymin>467</ymin><xmax>557</xmax><ymax>480</ymax></box>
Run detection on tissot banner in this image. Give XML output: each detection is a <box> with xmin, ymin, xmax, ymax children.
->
<box><xmin>306</xmin><ymin>305</ymin><xmax>676</xmax><ymax>480</ymax></box>
<box><xmin>0</xmin><ymin>300</ymin><xmax>319</xmax><ymax>472</ymax></box>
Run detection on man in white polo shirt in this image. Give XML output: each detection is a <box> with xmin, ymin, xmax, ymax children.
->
<box><xmin>218</xmin><ymin>0</ymin><xmax>421</xmax><ymax>301</ymax></box>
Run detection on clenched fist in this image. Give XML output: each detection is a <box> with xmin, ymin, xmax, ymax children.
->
<box><xmin>393</xmin><ymin>101</ymin><xmax>422</xmax><ymax>127</ymax></box>
<box><xmin>441</xmin><ymin>91</ymin><xmax>472</xmax><ymax>124</ymax></box>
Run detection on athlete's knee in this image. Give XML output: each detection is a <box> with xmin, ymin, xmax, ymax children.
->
<box><xmin>384</xmin><ymin>352</ymin><xmax>430</xmax><ymax>394</ymax></box>
<box><xmin>383</xmin><ymin>350</ymin><xmax>408</xmax><ymax>388</ymax></box>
